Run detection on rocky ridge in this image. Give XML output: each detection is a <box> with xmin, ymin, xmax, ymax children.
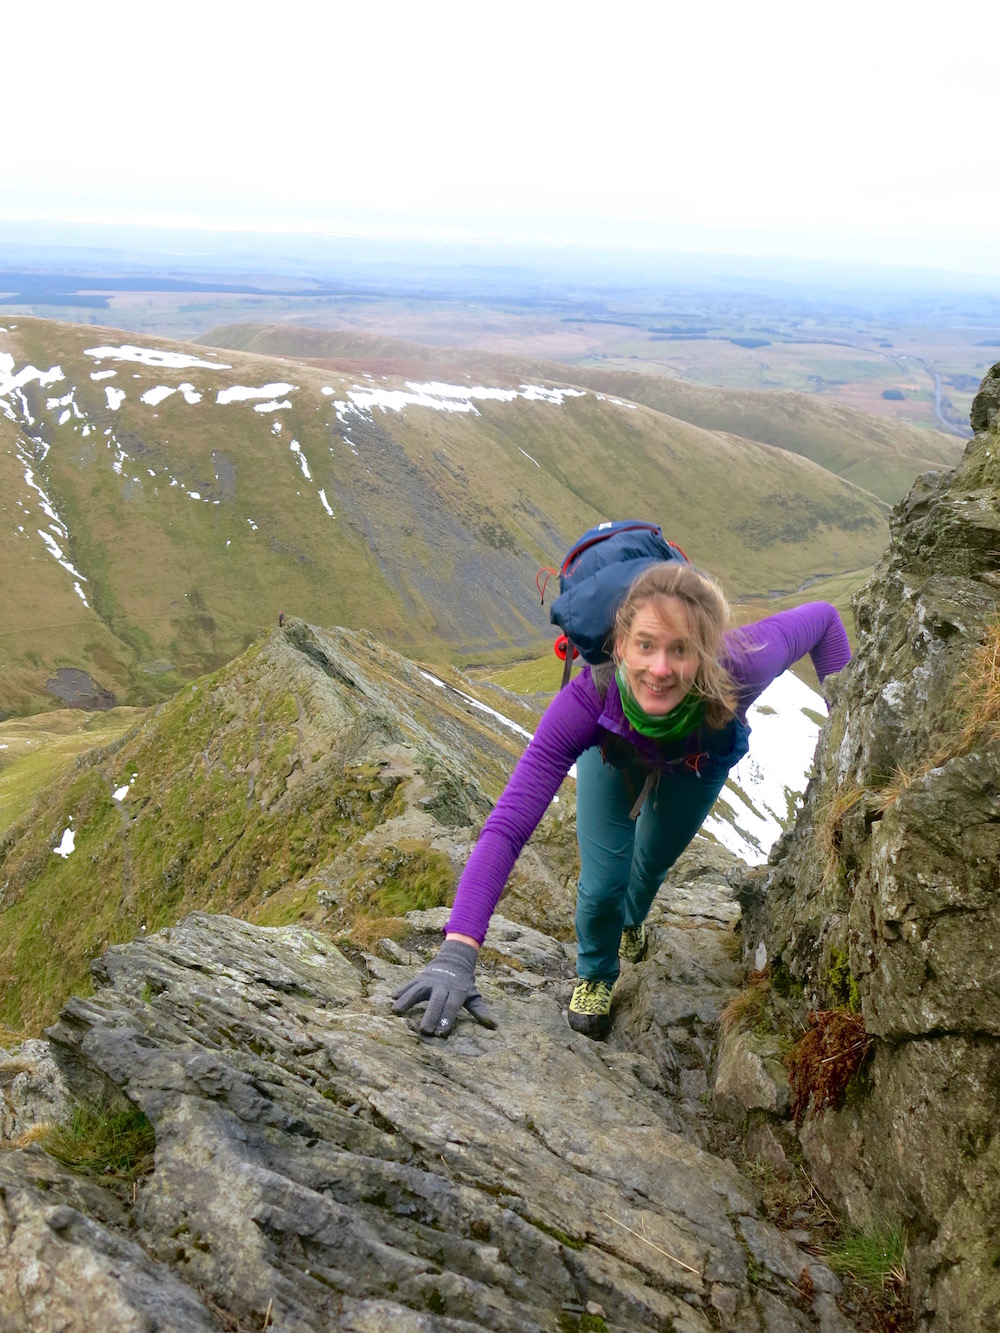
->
<box><xmin>741</xmin><ymin>362</ymin><xmax>1000</xmax><ymax>1328</ymax></box>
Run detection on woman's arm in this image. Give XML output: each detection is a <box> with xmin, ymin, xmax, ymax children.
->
<box><xmin>725</xmin><ymin>602</ymin><xmax>851</xmax><ymax>710</ymax></box>
<box><xmin>444</xmin><ymin>671</ymin><xmax>603</xmax><ymax>944</ymax></box>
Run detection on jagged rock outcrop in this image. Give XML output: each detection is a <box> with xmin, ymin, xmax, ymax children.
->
<box><xmin>0</xmin><ymin>858</ymin><xmax>863</xmax><ymax>1331</ymax></box>
<box><xmin>743</xmin><ymin>363</ymin><xmax>1000</xmax><ymax>1329</ymax></box>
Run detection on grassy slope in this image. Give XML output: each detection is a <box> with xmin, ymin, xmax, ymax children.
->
<box><xmin>4</xmin><ymin>317</ymin><xmax>887</xmax><ymax>716</ymax></box>
<box><xmin>0</xmin><ymin>708</ymin><xmax>141</xmax><ymax>835</ymax></box>
<box><xmin>0</xmin><ymin>622</ymin><xmax>540</xmax><ymax>1034</ymax></box>
<box><xmin>205</xmin><ymin>322</ymin><xmax>963</xmax><ymax>505</ymax></box>
<box><xmin>564</xmin><ymin>366</ymin><xmax>965</xmax><ymax>504</ymax></box>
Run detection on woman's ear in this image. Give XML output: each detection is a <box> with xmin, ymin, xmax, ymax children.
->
<box><xmin>613</xmin><ymin>635</ymin><xmax>625</xmax><ymax>664</ymax></box>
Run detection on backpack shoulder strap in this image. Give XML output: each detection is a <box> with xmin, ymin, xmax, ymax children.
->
<box><xmin>592</xmin><ymin>661</ymin><xmax>616</xmax><ymax>701</ymax></box>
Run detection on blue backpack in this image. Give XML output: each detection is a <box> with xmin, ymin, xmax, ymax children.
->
<box><xmin>538</xmin><ymin>520</ymin><xmax>689</xmax><ymax>687</ymax></box>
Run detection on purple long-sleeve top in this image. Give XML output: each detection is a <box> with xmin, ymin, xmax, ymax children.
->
<box><xmin>446</xmin><ymin>602</ymin><xmax>850</xmax><ymax>943</ymax></box>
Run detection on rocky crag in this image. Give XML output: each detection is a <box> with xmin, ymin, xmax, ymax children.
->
<box><xmin>741</xmin><ymin>362</ymin><xmax>1000</xmax><ymax>1328</ymax></box>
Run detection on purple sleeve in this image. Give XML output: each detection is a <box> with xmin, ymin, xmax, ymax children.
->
<box><xmin>446</xmin><ymin>672</ymin><xmax>603</xmax><ymax>944</ymax></box>
<box><xmin>725</xmin><ymin>602</ymin><xmax>851</xmax><ymax>711</ymax></box>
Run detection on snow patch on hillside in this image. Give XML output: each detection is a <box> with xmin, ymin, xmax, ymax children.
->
<box><xmin>217</xmin><ymin>383</ymin><xmax>296</xmax><ymax>405</ymax></box>
<box><xmin>705</xmin><ymin>672</ymin><xmax>823</xmax><ymax>860</ymax></box>
<box><xmin>85</xmin><ymin>344</ymin><xmax>230</xmax><ymax>371</ymax></box>
<box><xmin>331</xmin><ymin>380</ymin><xmax>587</xmax><ymax>423</ymax></box>
<box><xmin>0</xmin><ymin>353</ymin><xmax>64</xmax><ymax>396</ymax></box>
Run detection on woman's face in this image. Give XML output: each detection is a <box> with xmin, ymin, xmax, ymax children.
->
<box><xmin>616</xmin><ymin>597</ymin><xmax>700</xmax><ymax>716</ymax></box>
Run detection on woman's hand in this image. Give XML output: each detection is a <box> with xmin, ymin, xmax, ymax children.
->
<box><xmin>390</xmin><ymin>938</ymin><xmax>497</xmax><ymax>1037</ymax></box>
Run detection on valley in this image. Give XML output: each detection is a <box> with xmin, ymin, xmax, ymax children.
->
<box><xmin>1</xmin><ymin>313</ymin><xmax>929</xmax><ymax>719</ymax></box>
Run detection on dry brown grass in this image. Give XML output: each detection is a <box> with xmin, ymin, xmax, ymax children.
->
<box><xmin>0</xmin><ymin>1123</ymin><xmax>50</xmax><ymax>1151</ymax></box>
<box><xmin>338</xmin><ymin>915</ymin><xmax>411</xmax><ymax>953</ymax></box>
<box><xmin>954</xmin><ymin>619</ymin><xmax>1000</xmax><ymax>751</ymax></box>
<box><xmin>815</xmin><ymin>782</ymin><xmax>867</xmax><ymax>886</ymax></box>
<box><xmin>785</xmin><ymin>1009</ymin><xmax>874</xmax><ymax>1125</ymax></box>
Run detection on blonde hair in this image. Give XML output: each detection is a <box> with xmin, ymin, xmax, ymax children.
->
<box><xmin>612</xmin><ymin>562</ymin><xmax>738</xmax><ymax>728</ymax></box>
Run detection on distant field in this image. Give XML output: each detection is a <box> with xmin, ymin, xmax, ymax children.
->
<box><xmin>5</xmin><ymin>265</ymin><xmax>995</xmax><ymax>438</ymax></box>
<box><xmin>0</xmin><ymin>708</ymin><xmax>142</xmax><ymax>836</ymax></box>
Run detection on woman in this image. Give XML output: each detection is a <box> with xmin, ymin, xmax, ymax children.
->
<box><xmin>392</xmin><ymin>562</ymin><xmax>850</xmax><ymax>1039</ymax></box>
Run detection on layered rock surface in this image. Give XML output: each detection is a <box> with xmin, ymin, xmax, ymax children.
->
<box><xmin>743</xmin><ymin>363</ymin><xmax>1000</xmax><ymax>1328</ymax></box>
<box><xmin>1</xmin><ymin>865</ymin><xmax>855</xmax><ymax>1332</ymax></box>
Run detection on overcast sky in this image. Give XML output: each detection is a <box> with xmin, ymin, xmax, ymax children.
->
<box><xmin>7</xmin><ymin>0</ymin><xmax>998</xmax><ymax>275</ymax></box>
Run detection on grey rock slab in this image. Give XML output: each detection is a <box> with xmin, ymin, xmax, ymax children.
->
<box><xmin>0</xmin><ymin>1151</ymin><xmax>219</xmax><ymax>1333</ymax></box>
<box><xmin>738</xmin><ymin>1216</ymin><xmax>842</xmax><ymax>1294</ymax></box>
<box><xmin>6</xmin><ymin>907</ymin><xmax>826</xmax><ymax>1330</ymax></box>
<box><xmin>812</xmin><ymin>1290</ymin><xmax>860</xmax><ymax>1332</ymax></box>
<box><xmin>1</xmin><ymin>1039</ymin><xmax>71</xmax><ymax>1142</ymax></box>
<box><xmin>713</xmin><ymin>1030</ymin><xmax>791</xmax><ymax>1118</ymax></box>
<box><xmin>659</xmin><ymin>877</ymin><xmax>743</xmax><ymax>927</ymax></box>
<box><xmin>752</xmin><ymin>1289</ymin><xmax>816</xmax><ymax>1331</ymax></box>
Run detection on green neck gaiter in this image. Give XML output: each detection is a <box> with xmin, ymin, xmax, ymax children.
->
<box><xmin>616</xmin><ymin>664</ymin><xmax>704</xmax><ymax>741</ymax></box>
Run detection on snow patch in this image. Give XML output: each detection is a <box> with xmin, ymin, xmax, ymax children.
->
<box><xmin>328</xmin><ymin>380</ymin><xmax>587</xmax><ymax>421</ymax></box>
<box><xmin>216</xmin><ymin>382</ymin><xmax>296</xmax><ymax>405</ymax></box>
<box><xmin>704</xmin><ymin>672</ymin><xmax>824</xmax><ymax>863</ymax></box>
<box><xmin>53</xmin><ymin>827</ymin><xmax>76</xmax><ymax>858</ymax></box>
<box><xmin>289</xmin><ymin>440</ymin><xmax>310</xmax><ymax>479</ymax></box>
<box><xmin>85</xmin><ymin>344</ymin><xmax>231</xmax><ymax>370</ymax></box>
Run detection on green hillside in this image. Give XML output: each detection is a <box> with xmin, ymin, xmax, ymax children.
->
<box><xmin>0</xmin><ymin>621</ymin><xmax>547</xmax><ymax>1033</ymax></box>
<box><xmin>566</xmin><ymin>366</ymin><xmax>964</xmax><ymax>504</ymax></box>
<box><xmin>204</xmin><ymin>322</ymin><xmax>962</xmax><ymax>504</ymax></box>
<box><xmin>3</xmin><ymin>317</ymin><xmax>890</xmax><ymax>716</ymax></box>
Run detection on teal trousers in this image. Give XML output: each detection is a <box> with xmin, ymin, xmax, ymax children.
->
<box><xmin>574</xmin><ymin>745</ymin><xmax>728</xmax><ymax>982</ymax></box>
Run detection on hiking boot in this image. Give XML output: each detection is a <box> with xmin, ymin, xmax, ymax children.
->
<box><xmin>568</xmin><ymin>978</ymin><xmax>614</xmax><ymax>1039</ymax></box>
<box><xmin>619</xmin><ymin>923</ymin><xmax>648</xmax><ymax>964</ymax></box>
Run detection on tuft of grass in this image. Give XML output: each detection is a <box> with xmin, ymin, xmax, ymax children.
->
<box><xmin>827</xmin><ymin>1217</ymin><xmax>908</xmax><ymax>1289</ymax></box>
<box><xmin>953</xmin><ymin>619</ymin><xmax>1000</xmax><ymax>752</ymax></box>
<box><xmin>338</xmin><ymin>915</ymin><xmax>411</xmax><ymax>953</ymax></box>
<box><xmin>816</xmin><ymin>782</ymin><xmax>867</xmax><ymax>889</ymax></box>
<box><xmin>43</xmin><ymin>1098</ymin><xmax>155</xmax><ymax>1190</ymax></box>
<box><xmin>719</xmin><ymin>967</ymin><xmax>773</xmax><ymax>1036</ymax></box>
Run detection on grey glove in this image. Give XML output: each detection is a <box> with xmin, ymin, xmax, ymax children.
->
<box><xmin>391</xmin><ymin>940</ymin><xmax>497</xmax><ymax>1037</ymax></box>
